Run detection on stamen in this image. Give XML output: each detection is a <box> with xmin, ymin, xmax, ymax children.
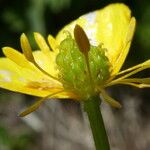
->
<box><xmin>113</xmin><ymin>82</ymin><xmax>150</xmax><ymax>88</ymax></box>
<box><xmin>48</xmin><ymin>35</ymin><xmax>59</xmax><ymax>53</ymax></box>
<box><xmin>117</xmin><ymin>60</ymin><xmax>150</xmax><ymax>76</ymax></box>
<box><xmin>19</xmin><ymin>100</ymin><xmax>42</xmax><ymax>117</ymax></box>
<box><xmin>100</xmin><ymin>89</ymin><xmax>122</xmax><ymax>108</ymax></box>
<box><xmin>108</xmin><ymin>78</ymin><xmax>150</xmax><ymax>88</ymax></box>
<box><xmin>106</xmin><ymin>60</ymin><xmax>150</xmax><ymax>87</ymax></box>
<box><xmin>119</xmin><ymin>78</ymin><xmax>150</xmax><ymax>84</ymax></box>
<box><xmin>74</xmin><ymin>24</ymin><xmax>90</xmax><ymax>55</ymax></box>
<box><xmin>20</xmin><ymin>33</ymin><xmax>35</xmax><ymax>63</ymax></box>
<box><xmin>74</xmin><ymin>24</ymin><xmax>93</xmax><ymax>86</ymax></box>
<box><xmin>34</xmin><ymin>32</ymin><xmax>51</xmax><ymax>54</ymax></box>
<box><xmin>19</xmin><ymin>90</ymin><xmax>65</xmax><ymax>117</ymax></box>
<box><xmin>20</xmin><ymin>33</ymin><xmax>60</xmax><ymax>82</ymax></box>
<box><xmin>33</xmin><ymin>61</ymin><xmax>59</xmax><ymax>81</ymax></box>
<box><xmin>119</xmin><ymin>66</ymin><xmax>149</xmax><ymax>80</ymax></box>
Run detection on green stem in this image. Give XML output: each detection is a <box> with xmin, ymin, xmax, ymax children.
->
<box><xmin>83</xmin><ymin>95</ymin><xmax>110</xmax><ymax>150</ymax></box>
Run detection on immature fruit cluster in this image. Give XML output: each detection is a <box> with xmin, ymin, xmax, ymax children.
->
<box><xmin>56</xmin><ymin>30</ymin><xmax>110</xmax><ymax>100</ymax></box>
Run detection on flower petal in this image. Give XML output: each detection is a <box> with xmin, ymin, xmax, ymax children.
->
<box><xmin>33</xmin><ymin>50</ymin><xmax>58</xmax><ymax>77</ymax></box>
<box><xmin>56</xmin><ymin>3</ymin><xmax>135</xmax><ymax>75</ymax></box>
<box><xmin>2</xmin><ymin>47</ymin><xmax>34</xmax><ymax>69</ymax></box>
<box><xmin>0</xmin><ymin>58</ymin><xmax>71</xmax><ymax>98</ymax></box>
<box><xmin>3</xmin><ymin>46</ymin><xmax>58</xmax><ymax>78</ymax></box>
<box><xmin>111</xmin><ymin>17</ymin><xmax>136</xmax><ymax>75</ymax></box>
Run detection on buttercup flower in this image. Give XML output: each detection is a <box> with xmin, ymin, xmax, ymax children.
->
<box><xmin>0</xmin><ymin>3</ymin><xmax>150</xmax><ymax>117</ymax></box>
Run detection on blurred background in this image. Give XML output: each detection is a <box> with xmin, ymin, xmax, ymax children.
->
<box><xmin>0</xmin><ymin>0</ymin><xmax>149</xmax><ymax>150</ymax></box>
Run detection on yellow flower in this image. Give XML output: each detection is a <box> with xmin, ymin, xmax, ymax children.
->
<box><xmin>0</xmin><ymin>3</ymin><xmax>150</xmax><ymax>116</ymax></box>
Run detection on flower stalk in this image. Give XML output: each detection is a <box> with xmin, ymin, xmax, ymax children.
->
<box><xmin>83</xmin><ymin>95</ymin><xmax>110</xmax><ymax>150</ymax></box>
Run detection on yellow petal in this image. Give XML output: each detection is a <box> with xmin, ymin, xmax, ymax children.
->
<box><xmin>56</xmin><ymin>3</ymin><xmax>135</xmax><ymax>75</ymax></box>
<box><xmin>33</xmin><ymin>50</ymin><xmax>58</xmax><ymax>77</ymax></box>
<box><xmin>3</xmin><ymin>45</ymin><xmax>58</xmax><ymax>79</ymax></box>
<box><xmin>111</xmin><ymin>17</ymin><xmax>136</xmax><ymax>75</ymax></box>
<box><xmin>0</xmin><ymin>58</ymin><xmax>71</xmax><ymax>98</ymax></box>
<box><xmin>2</xmin><ymin>47</ymin><xmax>34</xmax><ymax>69</ymax></box>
